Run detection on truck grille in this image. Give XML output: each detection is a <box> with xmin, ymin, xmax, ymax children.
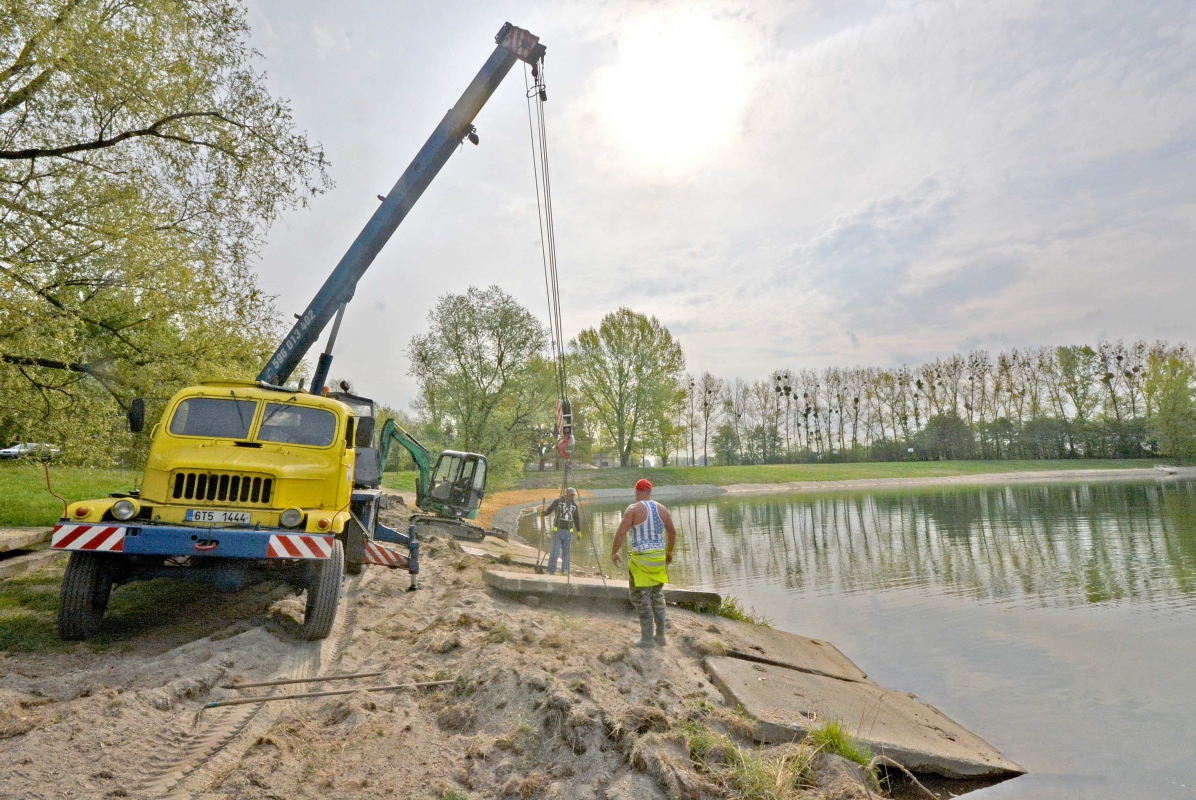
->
<box><xmin>171</xmin><ymin>471</ymin><xmax>274</xmax><ymax>505</ymax></box>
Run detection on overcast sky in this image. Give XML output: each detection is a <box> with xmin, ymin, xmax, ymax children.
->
<box><xmin>246</xmin><ymin>0</ymin><xmax>1196</xmax><ymax>410</ymax></box>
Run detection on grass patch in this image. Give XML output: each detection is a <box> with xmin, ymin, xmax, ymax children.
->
<box><xmin>0</xmin><ymin>561</ymin><xmax>248</xmax><ymax>653</ymax></box>
<box><xmin>485</xmin><ymin>621</ymin><xmax>513</xmax><ymax>644</ymax></box>
<box><xmin>805</xmin><ymin>718</ymin><xmax>872</xmax><ymax>768</ymax></box>
<box><xmin>517</xmin><ymin>459</ymin><xmax>1159</xmax><ymax>491</ymax></box>
<box><xmin>380</xmin><ymin>470</ymin><xmax>418</xmax><ymax>493</ymax></box>
<box><xmin>0</xmin><ymin>462</ymin><xmax>138</xmax><ymax>527</ymax></box>
<box><xmin>712</xmin><ymin>596</ymin><xmax>772</xmax><ymax>627</ymax></box>
<box><xmin>672</xmin><ymin>721</ymin><xmax>815</xmax><ymax>800</ymax></box>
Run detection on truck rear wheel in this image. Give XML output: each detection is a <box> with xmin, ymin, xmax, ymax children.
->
<box><xmin>58</xmin><ymin>552</ymin><xmax>115</xmax><ymax>641</ymax></box>
<box><xmin>303</xmin><ymin>539</ymin><xmax>343</xmax><ymax>640</ymax></box>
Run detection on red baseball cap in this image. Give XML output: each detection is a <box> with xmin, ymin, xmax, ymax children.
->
<box><xmin>635</xmin><ymin>479</ymin><xmax>652</xmax><ymax>492</ymax></box>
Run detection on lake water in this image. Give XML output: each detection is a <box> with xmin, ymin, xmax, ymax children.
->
<box><xmin>532</xmin><ymin>479</ymin><xmax>1196</xmax><ymax>799</ymax></box>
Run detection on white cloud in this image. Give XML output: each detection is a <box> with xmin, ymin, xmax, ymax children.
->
<box><xmin>246</xmin><ymin>0</ymin><xmax>1196</xmax><ymax>407</ymax></box>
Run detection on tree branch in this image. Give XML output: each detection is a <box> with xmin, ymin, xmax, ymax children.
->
<box><xmin>0</xmin><ymin>110</ymin><xmax>246</xmax><ymax>160</ymax></box>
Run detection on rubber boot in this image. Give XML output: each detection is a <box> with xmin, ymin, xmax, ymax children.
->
<box><xmin>636</xmin><ymin>612</ymin><xmax>655</xmax><ymax>648</ymax></box>
<box><xmin>653</xmin><ymin>606</ymin><xmax>667</xmax><ymax>647</ymax></box>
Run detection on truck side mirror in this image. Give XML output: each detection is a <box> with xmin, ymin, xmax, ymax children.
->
<box><xmin>127</xmin><ymin>398</ymin><xmax>146</xmax><ymax>433</ymax></box>
<box><xmin>355</xmin><ymin>416</ymin><xmax>376</xmax><ymax>448</ymax></box>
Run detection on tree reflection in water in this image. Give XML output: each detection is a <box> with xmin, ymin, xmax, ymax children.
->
<box><xmin>575</xmin><ymin>480</ymin><xmax>1196</xmax><ymax>609</ymax></box>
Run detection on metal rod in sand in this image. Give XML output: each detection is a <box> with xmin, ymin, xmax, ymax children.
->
<box><xmin>221</xmin><ymin>670</ymin><xmax>384</xmax><ymax>690</ymax></box>
<box><xmin>201</xmin><ymin>679</ymin><xmax>456</xmax><ymax>710</ymax></box>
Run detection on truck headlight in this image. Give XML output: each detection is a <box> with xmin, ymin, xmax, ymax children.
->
<box><xmin>280</xmin><ymin>507</ymin><xmax>304</xmax><ymax>528</ymax></box>
<box><xmin>112</xmin><ymin>499</ymin><xmax>138</xmax><ymax>521</ymax></box>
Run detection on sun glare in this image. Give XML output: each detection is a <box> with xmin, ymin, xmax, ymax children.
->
<box><xmin>592</xmin><ymin>12</ymin><xmax>758</xmax><ymax>179</ymax></box>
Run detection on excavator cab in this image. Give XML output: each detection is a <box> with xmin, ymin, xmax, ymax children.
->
<box><xmin>426</xmin><ymin>451</ymin><xmax>487</xmax><ymax>519</ymax></box>
<box><xmin>376</xmin><ymin>418</ymin><xmax>488</xmax><ymax>522</ymax></box>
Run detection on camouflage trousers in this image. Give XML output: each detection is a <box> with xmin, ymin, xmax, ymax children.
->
<box><xmin>629</xmin><ymin>577</ymin><xmax>666</xmax><ymax>639</ymax></box>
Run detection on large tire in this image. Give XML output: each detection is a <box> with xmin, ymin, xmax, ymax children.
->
<box><xmin>303</xmin><ymin>539</ymin><xmax>343</xmax><ymax>641</ymax></box>
<box><xmin>343</xmin><ymin>519</ymin><xmax>365</xmax><ymax>575</ymax></box>
<box><xmin>58</xmin><ymin>552</ymin><xmax>115</xmax><ymax>641</ymax></box>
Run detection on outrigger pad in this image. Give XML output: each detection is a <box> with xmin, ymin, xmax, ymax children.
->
<box><xmin>362</xmin><ymin>540</ymin><xmax>408</xmax><ymax>569</ymax></box>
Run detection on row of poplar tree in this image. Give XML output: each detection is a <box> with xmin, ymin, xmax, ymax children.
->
<box><xmin>682</xmin><ymin>342</ymin><xmax>1196</xmax><ymax>467</ymax></box>
<box><xmin>401</xmin><ymin>287</ymin><xmax>1196</xmax><ymax>478</ymax></box>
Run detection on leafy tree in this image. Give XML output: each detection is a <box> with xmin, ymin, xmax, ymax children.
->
<box><xmin>0</xmin><ymin>0</ymin><xmax>329</xmax><ymax>460</ymax></box>
<box><xmin>645</xmin><ymin>379</ymin><xmax>685</xmax><ymax>466</ymax></box>
<box><xmin>408</xmin><ymin>285</ymin><xmax>553</xmax><ymax>481</ymax></box>
<box><xmin>712</xmin><ymin>423</ymin><xmax>740</xmax><ymax>466</ymax></box>
<box><xmin>916</xmin><ymin>412</ymin><xmax>975</xmax><ymax>460</ymax></box>
<box><xmin>569</xmin><ymin>308</ymin><xmax>685</xmax><ymax>468</ymax></box>
<box><xmin>1146</xmin><ymin>355</ymin><xmax>1196</xmax><ymax>462</ymax></box>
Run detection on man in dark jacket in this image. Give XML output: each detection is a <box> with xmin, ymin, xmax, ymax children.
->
<box><xmin>541</xmin><ymin>487</ymin><xmax>581</xmax><ymax>575</ymax></box>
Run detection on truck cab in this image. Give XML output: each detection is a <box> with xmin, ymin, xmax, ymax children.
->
<box><xmin>70</xmin><ymin>382</ymin><xmax>361</xmax><ymax>535</ymax></box>
<box><xmin>52</xmin><ymin>381</ymin><xmax>393</xmax><ymax>642</ymax></box>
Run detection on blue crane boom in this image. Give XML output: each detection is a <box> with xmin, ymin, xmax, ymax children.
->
<box><xmin>258</xmin><ymin>23</ymin><xmax>545</xmax><ymax>389</ymax></box>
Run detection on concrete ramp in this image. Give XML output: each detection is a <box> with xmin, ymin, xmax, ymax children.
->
<box><xmin>705</xmin><ymin>656</ymin><xmax>1024</xmax><ymax>779</ymax></box>
<box><xmin>483</xmin><ymin>569</ymin><xmax>721</xmax><ymax>608</ymax></box>
<box><xmin>0</xmin><ymin>527</ymin><xmax>50</xmax><ymax>553</ymax></box>
<box><xmin>716</xmin><ymin>621</ymin><xmax>869</xmax><ymax>683</ymax></box>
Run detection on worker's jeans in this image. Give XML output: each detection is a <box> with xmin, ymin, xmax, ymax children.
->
<box><xmin>546</xmin><ymin>528</ymin><xmax>573</xmax><ymax>574</ymax></box>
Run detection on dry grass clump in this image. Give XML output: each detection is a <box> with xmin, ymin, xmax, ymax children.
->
<box><xmin>494</xmin><ymin>721</ymin><xmax>539</xmax><ymax>755</ymax></box>
<box><xmin>485</xmin><ymin>622</ymin><xmax>514</xmax><ymax>644</ymax></box>
<box><xmin>499</xmin><ymin>770</ymin><xmax>550</xmax><ymax>798</ymax></box>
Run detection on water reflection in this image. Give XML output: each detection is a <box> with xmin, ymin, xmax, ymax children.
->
<box><xmin>519</xmin><ymin>480</ymin><xmax>1196</xmax><ymax>799</ymax></box>
<box><xmin>563</xmin><ymin>480</ymin><xmax>1196</xmax><ymax>609</ymax></box>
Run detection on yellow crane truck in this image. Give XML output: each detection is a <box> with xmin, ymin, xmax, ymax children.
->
<box><xmin>51</xmin><ymin>23</ymin><xmax>545</xmax><ymax>641</ymax></box>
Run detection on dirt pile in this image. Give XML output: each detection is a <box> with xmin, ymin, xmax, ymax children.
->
<box><xmin>0</xmin><ymin>533</ymin><xmax>883</xmax><ymax>800</ymax></box>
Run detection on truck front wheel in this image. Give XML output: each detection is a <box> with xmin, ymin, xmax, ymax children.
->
<box><xmin>58</xmin><ymin>552</ymin><xmax>115</xmax><ymax>640</ymax></box>
<box><xmin>303</xmin><ymin>539</ymin><xmax>343</xmax><ymax>640</ymax></box>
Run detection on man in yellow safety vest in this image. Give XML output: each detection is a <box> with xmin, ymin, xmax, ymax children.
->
<box><xmin>611</xmin><ymin>479</ymin><xmax>677</xmax><ymax>648</ymax></box>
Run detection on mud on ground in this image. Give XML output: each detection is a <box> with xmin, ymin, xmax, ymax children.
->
<box><xmin>0</xmin><ymin>524</ymin><xmax>883</xmax><ymax>800</ymax></box>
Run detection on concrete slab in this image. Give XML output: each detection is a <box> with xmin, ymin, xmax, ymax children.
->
<box><xmin>0</xmin><ymin>550</ymin><xmax>66</xmax><ymax>580</ymax></box>
<box><xmin>705</xmin><ymin>657</ymin><xmax>1024</xmax><ymax>779</ymax></box>
<box><xmin>460</xmin><ymin>537</ymin><xmax>545</xmax><ymax>570</ymax></box>
<box><xmin>483</xmin><ymin>569</ymin><xmax>722</xmax><ymax>609</ymax></box>
<box><xmin>715</xmin><ymin>620</ymin><xmax>869</xmax><ymax>683</ymax></box>
<box><xmin>0</xmin><ymin>527</ymin><xmax>50</xmax><ymax>553</ymax></box>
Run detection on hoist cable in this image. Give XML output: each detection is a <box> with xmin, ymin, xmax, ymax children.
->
<box><xmin>524</xmin><ymin>62</ymin><xmax>568</xmax><ymax>401</ymax></box>
<box><xmin>524</xmin><ymin>60</ymin><xmax>574</xmax><ymax>499</ymax></box>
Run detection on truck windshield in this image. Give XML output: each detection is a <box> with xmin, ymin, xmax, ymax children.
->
<box><xmin>169</xmin><ymin>398</ymin><xmax>258</xmax><ymax>439</ymax></box>
<box><xmin>257</xmin><ymin>403</ymin><xmax>337</xmax><ymax>447</ymax></box>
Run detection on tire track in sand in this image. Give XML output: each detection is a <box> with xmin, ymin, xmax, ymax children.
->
<box><xmin>133</xmin><ymin>570</ymin><xmax>370</xmax><ymax>798</ymax></box>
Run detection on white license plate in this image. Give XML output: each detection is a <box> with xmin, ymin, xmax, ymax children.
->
<box><xmin>185</xmin><ymin>509</ymin><xmax>252</xmax><ymax>524</ymax></box>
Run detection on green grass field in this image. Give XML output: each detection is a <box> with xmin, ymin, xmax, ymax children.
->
<box><xmin>0</xmin><ymin>463</ymin><xmax>139</xmax><ymax>527</ymax></box>
<box><xmin>517</xmin><ymin>459</ymin><xmax>1161</xmax><ymax>491</ymax></box>
<box><xmin>381</xmin><ymin>470</ymin><xmax>418</xmax><ymax>493</ymax></box>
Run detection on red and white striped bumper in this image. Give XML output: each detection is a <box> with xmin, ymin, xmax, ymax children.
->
<box><xmin>51</xmin><ymin>524</ymin><xmax>126</xmax><ymax>552</ymax></box>
<box><xmin>266</xmin><ymin>534</ymin><xmax>335</xmax><ymax>560</ymax></box>
<box><xmin>362</xmin><ymin>540</ymin><xmax>408</xmax><ymax>569</ymax></box>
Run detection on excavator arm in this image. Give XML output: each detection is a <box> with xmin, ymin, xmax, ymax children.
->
<box><xmin>378</xmin><ymin>418</ymin><xmax>432</xmax><ymax>508</ymax></box>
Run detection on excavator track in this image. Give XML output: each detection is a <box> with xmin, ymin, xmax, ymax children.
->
<box><xmin>411</xmin><ymin>514</ymin><xmax>488</xmax><ymax>543</ymax></box>
<box><xmin>132</xmin><ymin>571</ymin><xmax>370</xmax><ymax>798</ymax></box>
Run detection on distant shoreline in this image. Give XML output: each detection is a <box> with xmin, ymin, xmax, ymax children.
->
<box><xmin>577</xmin><ymin>465</ymin><xmax>1196</xmax><ymax>503</ymax></box>
<box><xmin>481</xmin><ymin>464</ymin><xmax>1195</xmax><ymax>533</ymax></box>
